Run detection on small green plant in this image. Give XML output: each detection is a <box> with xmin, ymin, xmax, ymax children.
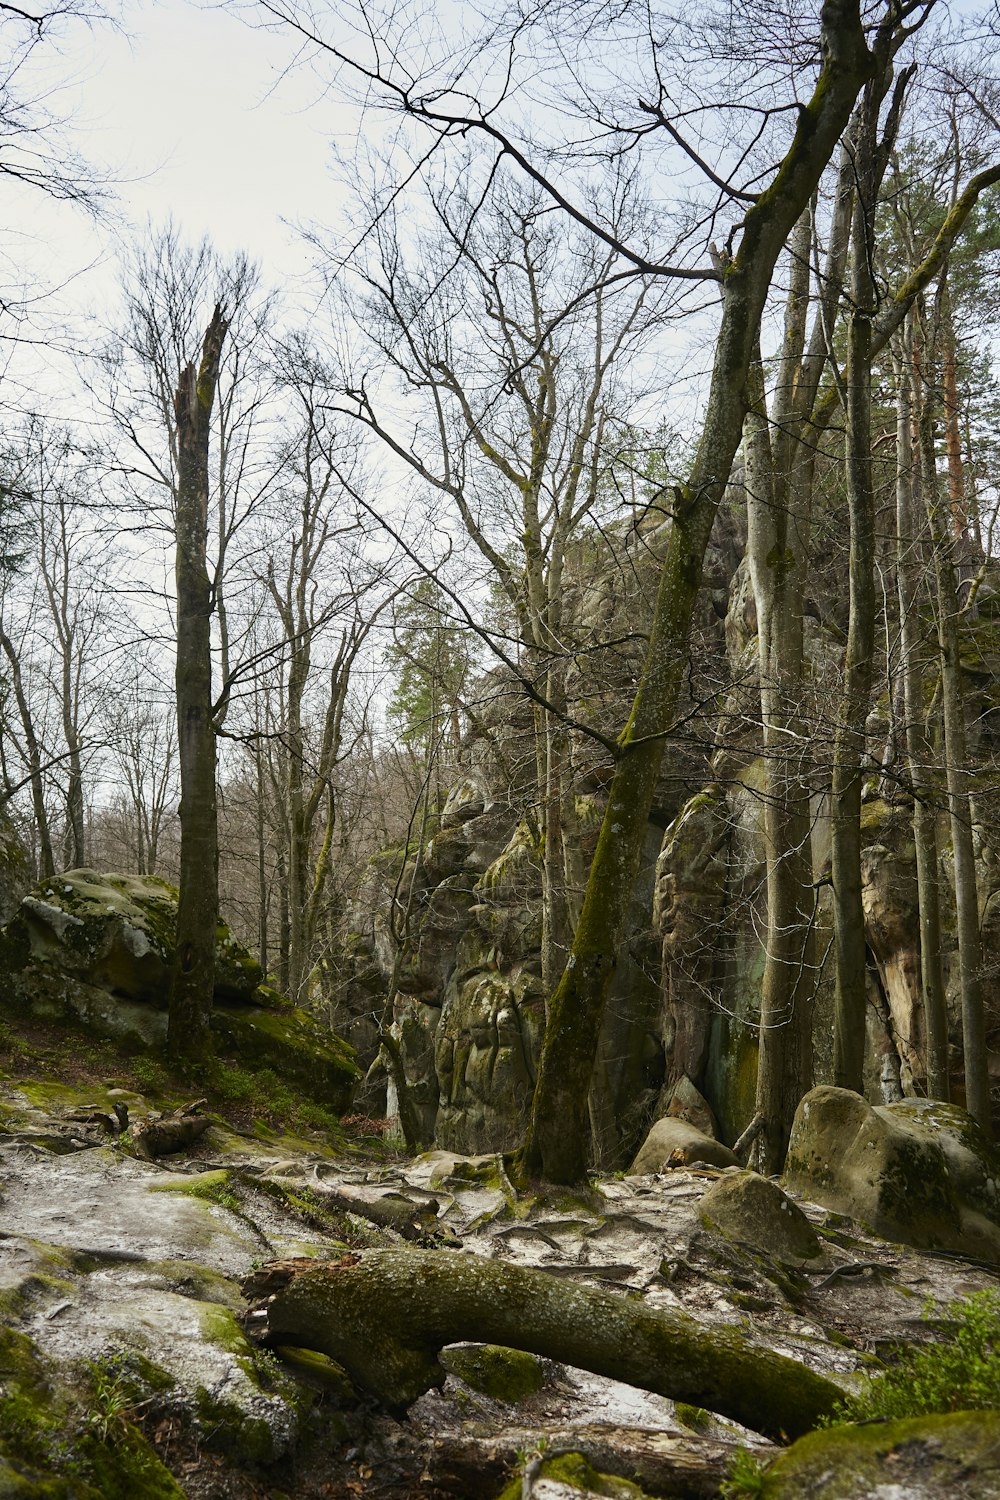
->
<box><xmin>834</xmin><ymin>1289</ymin><xmax>1000</xmax><ymax>1422</ymax></box>
<box><xmin>719</xmin><ymin>1447</ymin><xmax>769</xmax><ymax>1498</ymax></box>
<box><xmin>131</xmin><ymin>1056</ymin><xmax>170</xmax><ymax>1096</ymax></box>
<box><xmin>86</xmin><ymin>1358</ymin><xmax>134</xmax><ymax>1445</ymax></box>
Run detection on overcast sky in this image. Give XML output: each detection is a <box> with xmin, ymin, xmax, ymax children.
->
<box><xmin>18</xmin><ymin>0</ymin><xmax>344</xmax><ymax>349</ymax></box>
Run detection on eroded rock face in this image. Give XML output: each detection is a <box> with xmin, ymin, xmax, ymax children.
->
<box><xmin>0</xmin><ymin>869</ymin><xmax>359</xmax><ymax>1112</ymax></box>
<box><xmin>783</xmin><ymin>1085</ymin><xmax>1000</xmax><ymax>1262</ymax></box>
<box><xmin>0</xmin><ymin>868</ymin><xmax>262</xmax><ymax>1012</ymax></box>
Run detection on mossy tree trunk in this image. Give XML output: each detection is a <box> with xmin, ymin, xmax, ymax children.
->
<box><xmin>893</xmin><ymin>312</ymin><xmax>949</xmax><ymax>1099</ymax></box>
<box><xmin>167</xmin><ymin>305</ymin><xmax>229</xmax><ymax>1065</ymax></box>
<box><xmin>519</xmin><ymin>0</ymin><xmax>876</xmax><ymax>1184</ymax></box>
<box><xmin>916</xmin><ymin>305</ymin><xmax>990</xmax><ymax>1130</ymax></box>
<box><xmin>744</xmin><ymin>215</ymin><xmax>819</xmax><ymax>1173</ymax></box>
<box><xmin>256</xmin><ymin>1249</ymin><xmax>842</xmax><ymax>1442</ymax></box>
<box><xmin>830</xmin><ymin>51</ymin><xmax>911</xmax><ymax>1094</ymax></box>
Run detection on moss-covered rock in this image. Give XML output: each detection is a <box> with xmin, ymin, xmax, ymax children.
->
<box><xmin>212</xmin><ymin>1002</ymin><xmax>359</xmax><ymax>1113</ymax></box>
<box><xmin>441</xmin><ymin>1343</ymin><xmax>544</xmax><ymax>1402</ymax></box>
<box><xmin>761</xmin><ymin>1410</ymin><xmax>1000</xmax><ymax>1498</ymax></box>
<box><xmin>497</xmin><ymin>1449</ymin><xmax>653</xmax><ymax>1499</ymax></box>
<box><xmin>0</xmin><ymin>869</ymin><xmax>262</xmax><ymax>1013</ymax></box>
<box><xmin>784</xmin><ymin>1087</ymin><xmax>1000</xmax><ymax>1262</ymax></box>
<box><xmin>699</xmin><ymin>1171</ymin><xmax>822</xmax><ymax>1264</ymax></box>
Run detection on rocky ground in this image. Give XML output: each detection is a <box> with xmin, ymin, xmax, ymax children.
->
<box><xmin>1</xmin><ymin>1035</ymin><xmax>999</xmax><ymax>1499</ymax></box>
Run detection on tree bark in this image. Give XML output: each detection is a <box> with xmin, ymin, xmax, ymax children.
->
<box><xmin>916</xmin><ymin>332</ymin><xmax>990</xmax><ymax>1130</ymax></box>
<box><xmin>166</xmin><ymin>304</ymin><xmax>229</xmax><ymax>1064</ymax></box>
<box><xmin>830</xmin><ymin>52</ymin><xmax>907</xmax><ymax>1094</ymax></box>
<box><xmin>893</xmin><ymin>316</ymin><xmax>949</xmax><ymax>1099</ymax></box>
<box><xmin>519</xmin><ymin>0</ymin><xmax>875</xmax><ymax>1184</ymax></box>
<box><xmin>252</xmin><ymin>1248</ymin><xmax>842</xmax><ymax>1441</ymax></box>
<box><xmin>0</xmin><ymin>626</ymin><xmax>55</xmax><ymax>878</ymax></box>
<box><xmin>745</xmin><ymin>214</ymin><xmax>817</xmax><ymax>1173</ymax></box>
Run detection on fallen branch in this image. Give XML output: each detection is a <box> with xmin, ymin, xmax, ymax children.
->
<box><xmin>309</xmin><ymin>1180</ymin><xmax>441</xmax><ymax>1239</ymax></box>
<box><xmin>247</xmin><ymin>1249</ymin><xmax>842</xmax><ymax>1440</ymax></box>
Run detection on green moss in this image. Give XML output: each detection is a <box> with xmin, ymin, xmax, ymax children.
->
<box><xmin>211</xmin><ymin>1004</ymin><xmax>359</xmax><ymax>1112</ymax></box>
<box><xmin>441</xmin><ymin>1344</ymin><xmax>544</xmax><ymax>1402</ymax></box>
<box><xmin>197</xmin><ymin>1303</ymin><xmax>254</xmax><ymax>1359</ymax></box>
<box><xmin>146</xmin><ymin>1169</ymin><xmax>241</xmax><ymax>1215</ymax></box>
<box><xmin>674</xmin><ymin>1402</ymin><xmax>716</xmax><ymax>1433</ymax></box>
<box><xmin>193</xmin><ymin>1386</ymin><xmax>276</xmax><ymax>1463</ymax></box>
<box><xmin>498</xmin><ymin>1451</ymin><xmax>649</xmax><ymax>1498</ymax></box>
<box><xmin>762</xmin><ymin>1410</ymin><xmax>1000</xmax><ymax>1498</ymax></box>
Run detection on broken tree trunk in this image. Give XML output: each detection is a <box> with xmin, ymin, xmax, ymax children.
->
<box><xmin>249</xmin><ymin>1249</ymin><xmax>841</xmax><ymax>1441</ymax></box>
<box><xmin>131</xmin><ymin>1101</ymin><xmax>211</xmax><ymax>1160</ymax></box>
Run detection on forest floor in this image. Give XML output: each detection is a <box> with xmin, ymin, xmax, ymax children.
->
<box><xmin>0</xmin><ymin>1017</ymin><xmax>997</xmax><ymax>1499</ymax></box>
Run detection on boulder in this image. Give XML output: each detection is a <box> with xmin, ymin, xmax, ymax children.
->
<box><xmin>664</xmin><ymin>1075</ymin><xmax>719</xmax><ymax>1138</ymax></box>
<box><xmin>627</xmin><ymin>1118</ymin><xmax>739</xmax><ymax>1175</ymax></box>
<box><xmin>0</xmin><ymin>868</ymin><xmax>262</xmax><ymax>1009</ymax></box>
<box><xmin>0</xmin><ymin>868</ymin><xmax>360</xmax><ymax>1112</ymax></box>
<box><xmin>783</xmin><ymin>1086</ymin><xmax>1000</xmax><ymax>1262</ymax></box>
<box><xmin>699</xmin><ymin>1170</ymin><xmax>822</xmax><ymax>1264</ymax></box>
<box><xmin>762</xmin><ymin>1410</ymin><xmax>1000</xmax><ymax>1499</ymax></box>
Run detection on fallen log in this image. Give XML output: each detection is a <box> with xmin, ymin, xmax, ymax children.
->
<box><xmin>249</xmin><ymin>1248</ymin><xmax>842</xmax><ymax>1441</ymax></box>
<box><xmin>131</xmin><ymin>1100</ymin><xmax>211</xmax><ymax>1160</ymax></box>
<box><xmin>419</xmin><ymin>1424</ymin><xmax>772</xmax><ymax>1499</ymax></box>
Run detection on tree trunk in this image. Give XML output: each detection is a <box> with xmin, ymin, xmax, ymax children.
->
<box><xmin>745</xmin><ymin>213</ymin><xmax>817</xmax><ymax>1173</ymax></box>
<box><xmin>166</xmin><ymin>304</ymin><xmax>229</xmax><ymax>1064</ymax></box>
<box><xmin>519</xmin><ymin>2</ymin><xmax>875</xmax><ymax>1183</ymax></box>
<box><xmin>830</xmin><ymin>224</ymin><xmax>877</xmax><ymax>1093</ymax></box>
<box><xmin>917</xmin><ymin>344</ymin><xmax>990</xmax><ymax>1130</ymax></box>
<box><xmin>894</xmin><ymin>317</ymin><xmax>949</xmax><ymax>1099</ymax></box>
<box><xmin>252</xmin><ymin>1249</ymin><xmax>841</xmax><ymax>1441</ymax></box>
<box><xmin>0</xmin><ymin>627</ymin><xmax>55</xmax><ymax>878</ymax></box>
<box><xmin>830</xmin><ymin>55</ymin><xmax>899</xmax><ymax>1093</ymax></box>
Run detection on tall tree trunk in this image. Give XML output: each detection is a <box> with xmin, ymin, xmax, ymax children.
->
<box><xmin>167</xmin><ymin>304</ymin><xmax>229</xmax><ymax>1065</ymax></box>
<box><xmin>517</xmin><ymin>3</ymin><xmax>876</xmax><ymax>1183</ymax></box>
<box><xmin>745</xmin><ymin>214</ymin><xmax>818</xmax><ymax>1172</ymax></box>
<box><xmin>830</xmin><ymin>221</ymin><xmax>877</xmax><ymax>1093</ymax></box>
<box><xmin>830</xmin><ymin>54</ymin><xmax>904</xmax><ymax>1092</ymax></box>
<box><xmin>0</xmin><ymin>628</ymin><xmax>55</xmax><ymax>878</ymax></box>
<box><xmin>917</xmin><ymin>328</ymin><xmax>990</xmax><ymax>1130</ymax></box>
<box><xmin>893</xmin><ymin>316</ymin><xmax>949</xmax><ymax>1099</ymax></box>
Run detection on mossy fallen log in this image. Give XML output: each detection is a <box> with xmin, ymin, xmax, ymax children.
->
<box><xmin>248</xmin><ymin>1249</ymin><xmax>842</xmax><ymax>1441</ymax></box>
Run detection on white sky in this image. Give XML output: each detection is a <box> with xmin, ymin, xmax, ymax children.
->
<box><xmin>15</xmin><ymin>0</ymin><xmax>345</xmax><ymax>353</ymax></box>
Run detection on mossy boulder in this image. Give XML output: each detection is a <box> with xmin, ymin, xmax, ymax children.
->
<box><xmin>699</xmin><ymin>1171</ymin><xmax>822</xmax><ymax>1264</ymax></box>
<box><xmin>0</xmin><ymin>869</ymin><xmax>262</xmax><ymax>1012</ymax></box>
<box><xmin>783</xmin><ymin>1086</ymin><xmax>1000</xmax><ymax>1262</ymax></box>
<box><xmin>497</xmin><ymin>1450</ymin><xmax>651</xmax><ymax>1498</ymax></box>
<box><xmin>627</xmin><ymin>1118</ymin><xmax>739</xmax><ymax>1175</ymax></box>
<box><xmin>213</xmin><ymin>1001</ymin><xmax>360</xmax><ymax>1113</ymax></box>
<box><xmin>441</xmin><ymin>1343</ymin><xmax>544</xmax><ymax>1402</ymax></box>
<box><xmin>760</xmin><ymin>1409</ymin><xmax>1000</xmax><ymax>1498</ymax></box>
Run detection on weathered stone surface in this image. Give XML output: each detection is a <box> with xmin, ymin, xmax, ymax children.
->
<box><xmin>434</xmin><ymin>966</ymin><xmax>544</xmax><ymax>1152</ymax></box>
<box><xmin>699</xmin><ymin>1170</ymin><xmax>822</xmax><ymax>1264</ymax></box>
<box><xmin>663</xmin><ymin>1075</ymin><xmax>719</xmax><ymax>1139</ymax></box>
<box><xmin>762</xmin><ymin>1410</ymin><xmax>1000</xmax><ymax>1499</ymax></box>
<box><xmin>783</xmin><ymin>1086</ymin><xmax>1000</xmax><ymax>1262</ymax></box>
<box><xmin>440</xmin><ymin>774</ymin><xmax>489</xmax><ymax>828</ymax></box>
<box><xmin>0</xmin><ymin>868</ymin><xmax>262</xmax><ymax>1008</ymax></box>
<box><xmin>627</xmin><ymin>1118</ymin><xmax>739</xmax><ymax>1175</ymax></box>
<box><xmin>0</xmin><ymin>868</ymin><xmax>359</xmax><ymax>1111</ymax></box>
